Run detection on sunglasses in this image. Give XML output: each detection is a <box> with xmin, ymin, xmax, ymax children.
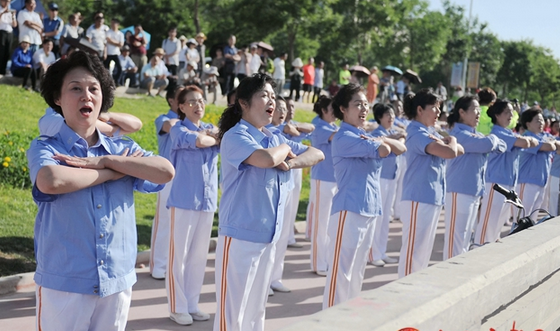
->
<box><xmin>95</xmin><ymin>16</ymin><xmax>104</xmax><ymax>20</ymax></box>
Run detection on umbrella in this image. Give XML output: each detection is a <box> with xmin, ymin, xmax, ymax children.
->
<box><xmin>349</xmin><ymin>65</ymin><xmax>371</xmax><ymax>78</ymax></box>
<box><xmin>381</xmin><ymin>65</ymin><xmax>403</xmax><ymax>76</ymax></box>
<box><xmin>404</xmin><ymin>69</ymin><xmax>422</xmax><ymax>84</ymax></box>
<box><xmin>120</xmin><ymin>26</ymin><xmax>152</xmax><ymax>50</ymax></box>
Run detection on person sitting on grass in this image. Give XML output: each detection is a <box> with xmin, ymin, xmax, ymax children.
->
<box><xmin>11</xmin><ymin>35</ymin><xmax>37</xmax><ymax>91</ymax></box>
<box><xmin>141</xmin><ymin>55</ymin><xmax>169</xmax><ymax>97</ymax></box>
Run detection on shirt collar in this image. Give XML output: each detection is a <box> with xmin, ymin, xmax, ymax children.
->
<box><xmin>454</xmin><ymin>122</ymin><xmax>476</xmax><ymax>133</ymax></box>
<box><xmin>240</xmin><ymin>119</ymin><xmax>270</xmax><ymax>143</ymax></box>
<box><xmin>167</xmin><ymin>109</ymin><xmax>179</xmax><ymax>119</ymax></box>
<box><xmin>58</xmin><ymin>122</ymin><xmax>111</xmax><ymax>152</ymax></box>
<box><xmin>181</xmin><ymin>117</ymin><xmax>203</xmax><ymax>131</ymax></box>
<box><xmin>340</xmin><ymin>121</ymin><xmax>365</xmax><ymax>135</ymax></box>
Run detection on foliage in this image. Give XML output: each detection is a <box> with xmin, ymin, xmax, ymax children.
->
<box><xmin>0</xmin><ymin>131</ymin><xmax>33</xmax><ymax>189</ymax></box>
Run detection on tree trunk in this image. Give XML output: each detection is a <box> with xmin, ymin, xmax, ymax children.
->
<box><xmin>193</xmin><ymin>0</ymin><xmax>200</xmax><ymax>33</ymax></box>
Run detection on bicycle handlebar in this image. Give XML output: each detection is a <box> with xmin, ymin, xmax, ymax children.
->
<box><xmin>492</xmin><ymin>183</ymin><xmax>524</xmax><ymax>209</ymax></box>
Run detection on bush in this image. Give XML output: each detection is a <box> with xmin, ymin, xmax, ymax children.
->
<box><xmin>0</xmin><ymin>130</ymin><xmax>33</xmax><ymax>189</ymax></box>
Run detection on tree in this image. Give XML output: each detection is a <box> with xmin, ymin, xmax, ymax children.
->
<box><xmin>496</xmin><ymin>40</ymin><xmax>533</xmax><ymax>99</ymax></box>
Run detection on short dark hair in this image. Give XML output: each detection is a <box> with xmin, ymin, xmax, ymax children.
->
<box><xmin>332</xmin><ymin>83</ymin><xmax>364</xmax><ymax>121</ymax></box>
<box><xmin>487</xmin><ymin>99</ymin><xmax>512</xmax><ymax>125</ymax></box>
<box><xmin>313</xmin><ymin>95</ymin><xmax>332</xmax><ymax>119</ymax></box>
<box><xmin>373</xmin><ymin>103</ymin><xmax>395</xmax><ymax>124</ymax></box>
<box><xmin>520</xmin><ymin>107</ymin><xmax>543</xmax><ymax>130</ymax></box>
<box><xmin>478</xmin><ymin>87</ymin><xmax>496</xmax><ymax>105</ymax></box>
<box><xmin>41</xmin><ymin>51</ymin><xmax>115</xmax><ymax>116</ymax></box>
<box><xmin>447</xmin><ymin>95</ymin><xmax>478</xmax><ymax>127</ymax></box>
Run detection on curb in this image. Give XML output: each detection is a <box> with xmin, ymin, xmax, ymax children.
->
<box><xmin>0</xmin><ymin>223</ymin><xmax>307</xmax><ymax>297</ymax></box>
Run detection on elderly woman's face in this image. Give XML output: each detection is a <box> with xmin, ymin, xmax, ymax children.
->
<box><xmin>55</xmin><ymin>67</ymin><xmax>102</xmax><ymax>132</ymax></box>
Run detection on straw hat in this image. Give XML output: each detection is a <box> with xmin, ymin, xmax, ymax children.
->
<box><xmin>179</xmin><ymin>35</ymin><xmax>187</xmax><ymax>41</ymax></box>
<box><xmin>195</xmin><ymin>32</ymin><xmax>207</xmax><ymax>40</ymax></box>
<box><xmin>292</xmin><ymin>57</ymin><xmax>303</xmax><ymax>67</ymax></box>
<box><xmin>153</xmin><ymin>48</ymin><xmax>165</xmax><ymax>56</ymax></box>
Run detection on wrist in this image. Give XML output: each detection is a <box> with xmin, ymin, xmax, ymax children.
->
<box><xmin>285</xmin><ymin>159</ymin><xmax>293</xmax><ymax>170</ymax></box>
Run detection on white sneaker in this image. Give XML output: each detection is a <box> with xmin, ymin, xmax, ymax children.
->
<box><xmin>370</xmin><ymin>259</ymin><xmax>385</xmax><ymax>267</ymax></box>
<box><xmin>170</xmin><ymin>312</ymin><xmax>193</xmax><ymax>325</ymax></box>
<box><xmin>316</xmin><ymin>270</ymin><xmax>327</xmax><ymax>277</ymax></box>
<box><xmin>190</xmin><ymin>310</ymin><xmax>210</xmax><ymax>321</ymax></box>
<box><xmin>271</xmin><ymin>283</ymin><xmax>291</xmax><ymax>293</ymax></box>
<box><xmin>151</xmin><ymin>270</ymin><xmax>165</xmax><ymax>280</ymax></box>
<box><xmin>383</xmin><ymin>257</ymin><xmax>398</xmax><ymax>264</ymax></box>
<box><xmin>268</xmin><ymin>287</ymin><xmax>274</xmax><ymax>296</ymax></box>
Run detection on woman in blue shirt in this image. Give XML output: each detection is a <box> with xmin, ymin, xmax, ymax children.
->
<box><xmin>307</xmin><ymin>95</ymin><xmax>338</xmax><ymax>276</ymax></box>
<box><xmin>165</xmin><ymin>85</ymin><xmax>220</xmax><ymax>325</ymax></box>
<box><xmin>323</xmin><ymin>83</ymin><xmax>406</xmax><ymax>309</ymax></box>
<box><xmin>443</xmin><ymin>95</ymin><xmax>507</xmax><ymax>260</ymax></box>
<box><xmin>475</xmin><ymin>100</ymin><xmax>538</xmax><ymax>245</ymax></box>
<box><xmin>27</xmin><ymin>51</ymin><xmax>174</xmax><ymax>331</ymax></box>
<box><xmin>516</xmin><ymin>107</ymin><xmax>559</xmax><ymax>222</ymax></box>
<box><xmin>368</xmin><ymin>103</ymin><xmax>406</xmax><ymax>267</ymax></box>
<box><xmin>214</xmin><ymin>73</ymin><xmax>324</xmax><ymax>331</ymax></box>
<box><xmin>398</xmin><ymin>89</ymin><xmax>464</xmax><ymax>278</ymax></box>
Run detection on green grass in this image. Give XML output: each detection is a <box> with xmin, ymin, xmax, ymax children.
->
<box><xmin>0</xmin><ymin>85</ymin><xmax>313</xmax><ymax>277</ymax></box>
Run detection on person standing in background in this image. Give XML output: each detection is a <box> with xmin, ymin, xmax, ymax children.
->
<box><xmin>195</xmin><ymin>32</ymin><xmax>206</xmax><ymax>77</ymax></box>
<box><xmin>128</xmin><ymin>23</ymin><xmax>148</xmax><ymax>72</ymax></box>
<box><xmin>162</xmin><ymin>27</ymin><xmax>181</xmax><ymax>77</ymax></box>
<box><xmin>105</xmin><ymin>17</ymin><xmax>124</xmax><ymax>85</ymax></box>
<box><xmin>86</xmin><ymin>11</ymin><xmax>108</xmax><ymax>61</ymax></box>
<box><xmin>17</xmin><ymin>0</ymin><xmax>42</xmax><ymax>54</ymax></box>
<box><xmin>366</xmin><ymin>66</ymin><xmax>379</xmax><ymax>105</ymax></box>
<box><xmin>222</xmin><ymin>35</ymin><xmax>238</xmax><ymax>96</ymax></box>
<box><xmin>338</xmin><ymin>64</ymin><xmax>351</xmax><ymax>86</ymax></box>
<box><xmin>476</xmin><ymin>87</ymin><xmax>497</xmax><ymax>135</ymax></box>
<box><xmin>42</xmin><ymin>2</ymin><xmax>63</xmax><ymax>57</ymax></box>
<box><xmin>302</xmin><ymin>57</ymin><xmax>315</xmax><ymax>103</ymax></box>
<box><xmin>0</xmin><ymin>0</ymin><xmax>17</xmax><ymax>75</ymax></box>
<box><xmin>249</xmin><ymin>44</ymin><xmax>262</xmax><ymax>75</ymax></box>
<box><xmin>435</xmin><ymin>82</ymin><xmax>448</xmax><ymax>113</ymax></box>
<box><xmin>312</xmin><ymin>61</ymin><xmax>324</xmax><ymax>103</ymax></box>
<box><xmin>59</xmin><ymin>13</ymin><xmax>83</xmax><ymax>57</ymax></box>
<box><xmin>272</xmin><ymin>52</ymin><xmax>287</xmax><ymax>96</ymax></box>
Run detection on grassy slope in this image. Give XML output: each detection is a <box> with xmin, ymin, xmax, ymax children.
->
<box><xmin>0</xmin><ymin>85</ymin><xmax>315</xmax><ymax>276</ymax></box>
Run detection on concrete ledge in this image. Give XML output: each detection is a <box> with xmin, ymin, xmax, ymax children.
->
<box><xmin>281</xmin><ymin>218</ymin><xmax>560</xmax><ymax>330</ymax></box>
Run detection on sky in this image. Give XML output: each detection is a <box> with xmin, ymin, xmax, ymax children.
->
<box><xmin>427</xmin><ymin>0</ymin><xmax>560</xmax><ymax>59</ymax></box>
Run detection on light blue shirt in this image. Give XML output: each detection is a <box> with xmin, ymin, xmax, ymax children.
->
<box><xmin>551</xmin><ymin>139</ymin><xmax>560</xmax><ymax>178</ymax></box>
<box><xmin>219</xmin><ymin>119</ymin><xmax>308</xmax><ymax>243</ymax></box>
<box><xmin>486</xmin><ymin>125</ymin><xmax>522</xmax><ymax>186</ymax></box>
<box><xmin>331</xmin><ymin>122</ymin><xmax>383</xmax><ymax>217</ymax></box>
<box><xmin>266</xmin><ymin>123</ymin><xmax>295</xmax><ymax>190</ymax></box>
<box><xmin>446</xmin><ymin>123</ymin><xmax>507</xmax><ymax>197</ymax></box>
<box><xmin>167</xmin><ymin>119</ymin><xmax>219</xmax><ymax>212</ymax></box>
<box><xmin>518</xmin><ymin>131</ymin><xmax>554</xmax><ymax>187</ymax></box>
<box><xmin>371</xmin><ymin>125</ymin><xmax>399</xmax><ymax>180</ymax></box>
<box><xmin>26</xmin><ymin>123</ymin><xmax>163</xmax><ymax>297</ymax></box>
<box><xmin>154</xmin><ymin>110</ymin><xmax>179</xmax><ymax>161</ymax></box>
<box><xmin>402</xmin><ymin>120</ymin><xmax>447</xmax><ymax>205</ymax></box>
<box><xmin>310</xmin><ymin>116</ymin><xmax>337</xmax><ymax>182</ymax></box>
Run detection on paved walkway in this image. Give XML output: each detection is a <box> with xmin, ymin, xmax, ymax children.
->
<box><xmin>0</xmin><ymin>212</ymin><xmax>512</xmax><ymax>331</ymax></box>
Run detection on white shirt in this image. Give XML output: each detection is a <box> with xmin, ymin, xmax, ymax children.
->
<box><xmin>162</xmin><ymin>38</ymin><xmax>181</xmax><ymax>66</ymax></box>
<box><xmin>250</xmin><ymin>52</ymin><xmax>262</xmax><ymax>75</ymax></box>
<box><xmin>186</xmin><ymin>47</ymin><xmax>200</xmax><ymax>63</ymax></box>
<box><xmin>86</xmin><ymin>24</ymin><xmax>109</xmax><ymax>53</ymax></box>
<box><xmin>32</xmin><ymin>49</ymin><xmax>56</xmax><ymax>69</ymax></box>
<box><xmin>118</xmin><ymin>54</ymin><xmax>136</xmax><ymax>71</ymax></box>
<box><xmin>314</xmin><ymin>68</ymin><xmax>324</xmax><ymax>88</ymax></box>
<box><xmin>178</xmin><ymin>44</ymin><xmax>187</xmax><ymax>63</ymax></box>
<box><xmin>17</xmin><ymin>8</ymin><xmax>42</xmax><ymax>45</ymax></box>
<box><xmin>273</xmin><ymin>57</ymin><xmax>285</xmax><ymax>79</ymax></box>
<box><xmin>0</xmin><ymin>8</ymin><xmax>15</xmax><ymax>33</ymax></box>
<box><xmin>106</xmin><ymin>29</ymin><xmax>124</xmax><ymax>56</ymax></box>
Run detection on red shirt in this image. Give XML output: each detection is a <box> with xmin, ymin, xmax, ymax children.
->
<box><xmin>128</xmin><ymin>34</ymin><xmax>147</xmax><ymax>55</ymax></box>
<box><xmin>303</xmin><ymin>64</ymin><xmax>315</xmax><ymax>85</ymax></box>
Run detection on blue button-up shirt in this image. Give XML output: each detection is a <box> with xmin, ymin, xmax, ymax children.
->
<box><xmin>43</xmin><ymin>16</ymin><xmax>63</xmax><ymax>41</ymax></box>
<box><xmin>331</xmin><ymin>122</ymin><xmax>383</xmax><ymax>217</ymax></box>
<box><xmin>219</xmin><ymin>119</ymin><xmax>308</xmax><ymax>243</ymax></box>
<box><xmin>371</xmin><ymin>125</ymin><xmax>400</xmax><ymax>180</ymax></box>
<box><xmin>402</xmin><ymin>120</ymin><xmax>447</xmax><ymax>206</ymax></box>
<box><xmin>154</xmin><ymin>110</ymin><xmax>179</xmax><ymax>161</ymax></box>
<box><xmin>310</xmin><ymin>116</ymin><xmax>337</xmax><ymax>182</ymax></box>
<box><xmin>27</xmin><ymin>123</ymin><xmax>163</xmax><ymax>297</ymax></box>
<box><xmin>518</xmin><ymin>131</ymin><xmax>554</xmax><ymax>187</ymax></box>
<box><xmin>486</xmin><ymin>125</ymin><xmax>522</xmax><ymax>186</ymax></box>
<box><xmin>446</xmin><ymin>123</ymin><xmax>507</xmax><ymax>197</ymax></box>
<box><xmin>167</xmin><ymin>119</ymin><xmax>219</xmax><ymax>212</ymax></box>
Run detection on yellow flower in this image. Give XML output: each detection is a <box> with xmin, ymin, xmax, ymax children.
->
<box><xmin>8</xmin><ymin>141</ymin><xmax>13</xmax><ymax>146</ymax></box>
<box><xmin>2</xmin><ymin>162</ymin><xmax>8</xmax><ymax>167</ymax></box>
<box><xmin>22</xmin><ymin>167</ymin><xmax>27</xmax><ymax>172</ymax></box>
<box><xmin>4</xmin><ymin>157</ymin><xmax>11</xmax><ymax>162</ymax></box>
<box><xmin>19</xmin><ymin>148</ymin><xmax>25</xmax><ymax>152</ymax></box>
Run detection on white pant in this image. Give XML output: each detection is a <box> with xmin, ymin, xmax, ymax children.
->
<box><xmin>475</xmin><ymin>182</ymin><xmax>512</xmax><ymax>245</ymax></box>
<box><xmin>270</xmin><ymin>185</ymin><xmax>297</xmax><ymax>288</ymax></box>
<box><xmin>392</xmin><ymin>156</ymin><xmax>406</xmax><ymax>219</ymax></box>
<box><xmin>398</xmin><ymin>201</ymin><xmax>442</xmax><ymax>278</ymax></box>
<box><xmin>517</xmin><ymin>182</ymin><xmax>546</xmax><ymax>222</ymax></box>
<box><xmin>323</xmin><ymin>211</ymin><xmax>376</xmax><ymax>309</ymax></box>
<box><xmin>36</xmin><ymin>286</ymin><xmax>131</xmax><ymax>331</ymax></box>
<box><xmin>443</xmin><ymin>192</ymin><xmax>480</xmax><ymax>260</ymax></box>
<box><xmin>285</xmin><ymin>168</ymin><xmax>302</xmax><ymax>245</ymax></box>
<box><xmin>307</xmin><ymin>179</ymin><xmax>337</xmax><ymax>272</ymax></box>
<box><xmin>369</xmin><ymin>177</ymin><xmax>397</xmax><ymax>261</ymax></box>
<box><xmin>214</xmin><ymin>236</ymin><xmax>275</xmax><ymax>331</ymax></box>
<box><xmin>150</xmin><ymin>182</ymin><xmax>172</xmax><ymax>276</ymax></box>
<box><xmin>166</xmin><ymin>208</ymin><xmax>213</xmax><ymax>314</ymax></box>
<box><xmin>548</xmin><ymin>175</ymin><xmax>560</xmax><ymax>216</ymax></box>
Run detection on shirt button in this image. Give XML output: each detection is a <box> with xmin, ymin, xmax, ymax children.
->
<box><xmin>100</xmin><ymin>260</ymin><xmax>104</xmax><ymax>265</ymax></box>
<box><xmin>99</xmin><ymin>234</ymin><xmax>104</xmax><ymax>238</ymax></box>
<box><xmin>97</xmin><ymin>204</ymin><xmax>102</xmax><ymax>209</ymax></box>
<box><xmin>93</xmin><ymin>290</ymin><xmax>98</xmax><ymax>294</ymax></box>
